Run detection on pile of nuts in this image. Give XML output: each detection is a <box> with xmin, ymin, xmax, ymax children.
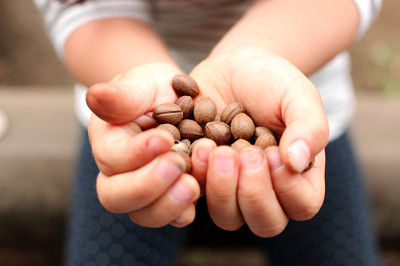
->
<box><xmin>152</xmin><ymin>74</ymin><xmax>278</xmax><ymax>173</ymax></box>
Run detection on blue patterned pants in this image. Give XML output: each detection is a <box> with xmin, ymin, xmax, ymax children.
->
<box><xmin>65</xmin><ymin>130</ymin><xmax>382</xmax><ymax>266</ymax></box>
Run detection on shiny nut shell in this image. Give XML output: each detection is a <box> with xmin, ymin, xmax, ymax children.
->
<box><xmin>254</xmin><ymin>133</ymin><xmax>277</xmax><ymax>149</ymax></box>
<box><xmin>178</xmin><ymin>119</ymin><xmax>204</xmax><ymax>141</ymax></box>
<box><xmin>204</xmin><ymin>121</ymin><xmax>232</xmax><ymax>145</ymax></box>
<box><xmin>231</xmin><ymin>139</ymin><xmax>251</xmax><ymax>152</ymax></box>
<box><xmin>158</xmin><ymin>124</ymin><xmax>180</xmax><ymax>141</ymax></box>
<box><xmin>176</xmin><ymin>96</ymin><xmax>194</xmax><ymax>119</ymax></box>
<box><xmin>254</xmin><ymin>126</ymin><xmax>274</xmax><ymax>139</ymax></box>
<box><xmin>221</xmin><ymin>102</ymin><xmax>245</xmax><ymax>124</ymax></box>
<box><xmin>152</xmin><ymin>103</ymin><xmax>183</xmax><ymax>124</ymax></box>
<box><xmin>193</xmin><ymin>97</ymin><xmax>217</xmax><ymax>125</ymax></box>
<box><xmin>231</xmin><ymin>113</ymin><xmax>255</xmax><ymax>140</ymax></box>
<box><xmin>172</xmin><ymin>75</ymin><xmax>199</xmax><ymax>97</ymax></box>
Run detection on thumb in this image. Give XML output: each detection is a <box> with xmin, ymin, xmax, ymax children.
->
<box><xmin>279</xmin><ymin>77</ymin><xmax>329</xmax><ymax>173</ymax></box>
<box><xmin>86</xmin><ymin>63</ymin><xmax>182</xmax><ymax>124</ymax></box>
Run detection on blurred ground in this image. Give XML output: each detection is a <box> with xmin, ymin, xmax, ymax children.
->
<box><xmin>0</xmin><ymin>0</ymin><xmax>399</xmax><ymax>266</ymax></box>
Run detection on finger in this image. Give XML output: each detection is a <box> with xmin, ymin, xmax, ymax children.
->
<box><xmin>279</xmin><ymin>77</ymin><xmax>329</xmax><ymax>172</ymax></box>
<box><xmin>206</xmin><ymin>146</ymin><xmax>244</xmax><ymax>231</ymax></box>
<box><xmin>266</xmin><ymin>146</ymin><xmax>325</xmax><ymax>221</ymax></box>
<box><xmin>170</xmin><ymin>203</ymin><xmax>196</xmax><ymax>228</ymax></box>
<box><xmin>86</xmin><ymin>63</ymin><xmax>182</xmax><ymax>124</ymax></box>
<box><xmin>89</xmin><ymin>116</ymin><xmax>175</xmax><ymax>176</ymax></box>
<box><xmin>229</xmin><ymin>55</ymin><xmax>329</xmax><ymax>173</ymax></box>
<box><xmin>190</xmin><ymin>138</ymin><xmax>217</xmax><ymax>193</ymax></box>
<box><xmin>129</xmin><ymin>174</ymin><xmax>200</xmax><ymax>228</ymax></box>
<box><xmin>237</xmin><ymin>147</ymin><xmax>288</xmax><ymax>237</ymax></box>
<box><xmin>96</xmin><ymin>152</ymin><xmax>185</xmax><ymax>214</ymax></box>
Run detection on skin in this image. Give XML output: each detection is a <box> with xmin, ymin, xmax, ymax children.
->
<box><xmin>65</xmin><ymin>0</ymin><xmax>359</xmax><ymax>234</ymax></box>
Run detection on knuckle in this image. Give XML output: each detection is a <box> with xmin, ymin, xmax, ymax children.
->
<box><xmin>239</xmin><ymin>187</ymin><xmax>266</xmax><ymax>209</ymax></box>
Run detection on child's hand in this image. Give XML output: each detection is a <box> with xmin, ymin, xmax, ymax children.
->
<box><xmin>189</xmin><ymin>48</ymin><xmax>329</xmax><ymax>237</ymax></box>
<box><xmin>86</xmin><ymin>63</ymin><xmax>200</xmax><ymax>228</ymax></box>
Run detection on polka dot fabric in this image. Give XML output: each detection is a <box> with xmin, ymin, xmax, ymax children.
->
<box><xmin>65</xmin><ymin>130</ymin><xmax>382</xmax><ymax>265</ymax></box>
<box><xmin>256</xmin><ymin>133</ymin><xmax>383</xmax><ymax>266</ymax></box>
<box><xmin>65</xmin><ymin>130</ymin><xmax>187</xmax><ymax>266</ymax></box>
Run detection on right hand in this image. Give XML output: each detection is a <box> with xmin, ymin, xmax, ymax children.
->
<box><xmin>86</xmin><ymin>63</ymin><xmax>200</xmax><ymax>228</ymax></box>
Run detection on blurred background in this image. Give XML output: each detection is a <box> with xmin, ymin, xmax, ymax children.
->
<box><xmin>0</xmin><ymin>1</ymin><xmax>399</xmax><ymax>265</ymax></box>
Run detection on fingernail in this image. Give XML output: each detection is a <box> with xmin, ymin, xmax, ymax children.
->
<box><xmin>147</xmin><ymin>136</ymin><xmax>170</xmax><ymax>155</ymax></box>
<box><xmin>288</xmin><ymin>140</ymin><xmax>310</xmax><ymax>172</ymax></box>
<box><xmin>156</xmin><ymin>159</ymin><xmax>182</xmax><ymax>184</ymax></box>
<box><xmin>240</xmin><ymin>148</ymin><xmax>263</xmax><ymax>170</ymax></box>
<box><xmin>212</xmin><ymin>152</ymin><xmax>235</xmax><ymax>174</ymax></box>
<box><xmin>266</xmin><ymin>148</ymin><xmax>283</xmax><ymax>171</ymax></box>
<box><xmin>169</xmin><ymin>181</ymin><xmax>193</xmax><ymax>204</ymax></box>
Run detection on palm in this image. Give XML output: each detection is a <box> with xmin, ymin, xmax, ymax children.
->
<box><xmin>191</xmin><ymin>52</ymin><xmax>304</xmax><ymax>137</ymax></box>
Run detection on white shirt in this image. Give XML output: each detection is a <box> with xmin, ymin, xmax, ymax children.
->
<box><xmin>33</xmin><ymin>0</ymin><xmax>381</xmax><ymax>141</ymax></box>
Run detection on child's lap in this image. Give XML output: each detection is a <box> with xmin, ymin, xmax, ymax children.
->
<box><xmin>65</xmin><ymin>129</ymin><xmax>381</xmax><ymax>266</ymax></box>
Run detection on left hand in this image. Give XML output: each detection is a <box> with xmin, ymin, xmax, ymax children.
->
<box><xmin>189</xmin><ymin>47</ymin><xmax>329</xmax><ymax>237</ymax></box>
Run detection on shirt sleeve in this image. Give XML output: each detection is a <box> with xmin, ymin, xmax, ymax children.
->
<box><xmin>352</xmin><ymin>0</ymin><xmax>382</xmax><ymax>38</ymax></box>
<box><xmin>33</xmin><ymin>0</ymin><xmax>153</xmax><ymax>59</ymax></box>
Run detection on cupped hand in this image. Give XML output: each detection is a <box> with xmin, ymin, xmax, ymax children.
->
<box><xmin>189</xmin><ymin>47</ymin><xmax>329</xmax><ymax>236</ymax></box>
<box><xmin>86</xmin><ymin>63</ymin><xmax>200</xmax><ymax>228</ymax></box>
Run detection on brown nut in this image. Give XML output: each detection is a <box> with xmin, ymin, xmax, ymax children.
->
<box><xmin>181</xmin><ymin>139</ymin><xmax>192</xmax><ymax>154</ymax></box>
<box><xmin>254</xmin><ymin>126</ymin><xmax>274</xmax><ymax>139</ymax></box>
<box><xmin>158</xmin><ymin>124</ymin><xmax>180</xmax><ymax>141</ymax></box>
<box><xmin>153</xmin><ymin>103</ymin><xmax>183</xmax><ymax>124</ymax></box>
<box><xmin>231</xmin><ymin>139</ymin><xmax>251</xmax><ymax>152</ymax></box>
<box><xmin>204</xmin><ymin>121</ymin><xmax>232</xmax><ymax>146</ymax></box>
<box><xmin>231</xmin><ymin>113</ymin><xmax>255</xmax><ymax>140</ymax></box>
<box><xmin>254</xmin><ymin>132</ymin><xmax>277</xmax><ymax>149</ymax></box>
<box><xmin>221</xmin><ymin>102</ymin><xmax>245</xmax><ymax>124</ymax></box>
<box><xmin>178</xmin><ymin>119</ymin><xmax>203</xmax><ymax>141</ymax></box>
<box><xmin>193</xmin><ymin>97</ymin><xmax>217</xmax><ymax>125</ymax></box>
<box><xmin>177</xmin><ymin>151</ymin><xmax>192</xmax><ymax>173</ymax></box>
<box><xmin>176</xmin><ymin>96</ymin><xmax>194</xmax><ymax>119</ymax></box>
<box><xmin>172</xmin><ymin>74</ymin><xmax>199</xmax><ymax>97</ymax></box>
<box><xmin>171</xmin><ymin>141</ymin><xmax>190</xmax><ymax>154</ymax></box>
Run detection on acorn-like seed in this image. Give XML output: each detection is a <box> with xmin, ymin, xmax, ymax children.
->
<box><xmin>181</xmin><ymin>139</ymin><xmax>192</xmax><ymax>154</ymax></box>
<box><xmin>231</xmin><ymin>139</ymin><xmax>251</xmax><ymax>152</ymax></box>
<box><xmin>158</xmin><ymin>124</ymin><xmax>180</xmax><ymax>141</ymax></box>
<box><xmin>254</xmin><ymin>133</ymin><xmax>277</xmax><ymax>149</ymax></box>
<box><xmin>231</xmin><ymin>113</ymin><xmax>255</xmax><ymax>140</ymax></box>
<box><xmin>204</xmin><ymin>121</ymin><xmax>232</xmax><ymax>146</ymax></box>
<box><xmin>221</xmin><ymin>102</ymin><xmax>245</xmax><ymax>124</ymax></box>
<box><xmin>178</xmin><ymin>119</ymin><xmax>204</xmax><ymax>141</ymax></box>
<box><xmin>172</xmin><ymin>75</ymin><xmax>199</xmax><ymax>97</ymax></box>
<box><xmin>193</xmin><ymin>97</ymin><xmax>217</xmax><ymax>125</ymax></box>
<box><xmin>254</xmin><ymin>126</ymin><xmax>274</xmax><ymax>139</ymax></box>
<box><xmin>171</xmin><ymin>141</ymin><xmax>190</xmax><ymax>154</ymax></box>
<box><xmin>153</xmin><ymin>103</ymin><xmax>183</xmax><ymax>124</ymax></box>
<box><xmin>176</xmin><ymin>96</ymin><xmax>194</xmax><ymax>119</ymax></box>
